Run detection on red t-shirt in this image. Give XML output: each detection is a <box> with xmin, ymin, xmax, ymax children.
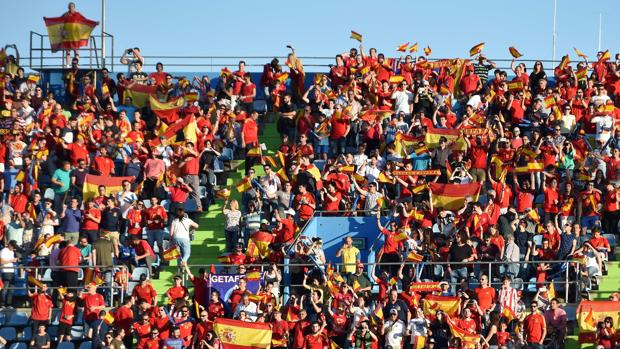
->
<box><xmin>322</xmin><ymin>191</ymin><xmax>342</xmax><ymax>211</ymax></box>
<box><xmin>604</xmin><ymin>190</ymin><xmax>619</xmax><ymax>212</ymax></box>
<box><xmin>543</xmin><ymin>186</ymin><xmax>560</xmax><ymax>213</ymax></box>
<box><xmin>242</xmin><ymin>118</ymin><xmax>259</xmax><ymax>145</ymax></box>
<box><xmin>30</xmin><ymin>293</ymin><xmax>53</xmax><ymax>321</ymax></box>
<box><xmin>178</xmin><ymin>320</ymin><xmax>194</xmax><ymax>346</ymax></box>
<box><xmin>294</xmin><ymin>192</ymin><xmax>316</xmax><ymax>220</ymax></box>
<box><xmin>10</xmin><ymin>193</ymin><xmax>28</xmax><ymax>214</ymax></box>
<box><xmin>470</xmin><ymin>145</ymin><xmax>488</xmax><ymax>169</ymax></box>
<box><xmin>304</xmin><ymin>334</ymin><xmax>328</xmax><ymax>349</ymax></box>
<box><xmin>67</xmin><ymin>143</ymin><xmax>89</xmax><ymax>165</ymax></box>
<box><xmin>132</xmin><ymin>283</ymin><xmax>157</xmax><ymax>305</ymax></box>
<box><xmin>166</xmin><ymin>285</ymin><xmax>189</xmax><ymax>302</ymax></box>
<box><xmin>515</xmin><ymin>190</ymin><xmax>534</xmax><ymax>213</ymax></box>
<box><xmin>81</xmin><ymin>208</ymin><xmax>101</xmax><ymax>231</ymax></box>
<box><xmin>82</xmin><ymin>293</ymin><xmax>105</xmax><ymax>322</ymax></box>
<box><xmin>524</xmin><ymin>313</ymin><xmax>546</xmax><ymax>343</ymax></box>
<box><xmin>115</xmin><ymin>305</ymin><xmax>134</xmax><ymax>332</ymax></box>
<box><xmin>92</xmin><ymin>156</ymin><xmax>115</xmax><ymax>176</ymax></box>
<box><xmin>381</xmin><ymin>228</ymin><xmax>401</xmax><ymax>254</ymax></box>
<box><xmin>168</xmin><ymin>185</ymin><xmax>190</xmax><ymax>203</ymax></box>
<box><xmin>191</xmin><ymin>276</ymin><xmax>208</xmax><ymax>306</ymax></box>
<box><xmin>474</xmin><ymin>287</ymin><xmax>496</xmax><ymax>312</ymax></box>
<box><xmin>134</xmin><ymin>322</ymin><xmax>152</xmax><ymax>349</ymax></box>
<box><xmin>136</xmin><ymin>240</ymin><xmax>155</xmax><ymax>258</ymax></box>
<box><xmin>59</xmin><ymin>245</ymin><xmax>81</xmax><ymax>272</ymax></box>
<box><xmin>59</xmin><ymin>300</ymin><xmax>77</xmax><ymax>325</ymax></box>
<box><xmin>240</xmin><ymin>83</ymin><xmax>256</xmax><ymax>103</ymax></box>
<box><xmin>145</xmin><ymin>206</ymin><xmax>168</xmax><ymax>230</ymax></box>
<box><xmin>330</xmin><ymin>117</ymin><xmax>350</xmax><ymax>140</ymax></box>
<box><xmin>180</xmin><ymin>155</ymin><xmax>199</xmax><ymax>176</ymax></box>
<box><xmin>589</xmin><ymin>236</ymin><xmax>610</xmax><ymax>250</ymax></box>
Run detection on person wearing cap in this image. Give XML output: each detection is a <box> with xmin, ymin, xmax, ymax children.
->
<box><xmin>273</xmin><ymin>208</ymin><xmax>297</xmax><ymax>245</ymax></box>
<box><xmin>347</xmin><ymin>261</ymin><xmax>372</xmax><ymax>295</ymax></box>
<box><xmin>80</xmin><ymin>282</ymin><xmax>106</xmax><ymax>333</ymax></box>
<box><xmin>131</xmin><ymin>273</ymin><xmax>157</xmax><ymax>307</ymax></box>
<box><xmin>166</xmin><ymin>275</ymin><xmax>189</xmax><ymax>304</ymax></box>
<box><xmin>381</xmin><ymin>308</ymin><xmax>406</xmax><ymax>349</ymax></box>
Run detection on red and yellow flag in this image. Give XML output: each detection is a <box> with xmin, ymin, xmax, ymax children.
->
<box><xmin>409</xmin><ymin>43</ymin><xmax>419</xmax><ymax>53</ymax></box>
<box><xmin>469</xmin><ymin>42</ymin><xmax>485</xmax><ymax>57</ymax></box>
<box><xmin>350</xmin><ymin>30</ymin><xmax>363</xmax><ymax>42</ymax></box>
<box><xmin>544</xmin><ymin>95</ymin><xmax>557</xmax><ymax>108</ymax></box>
<box><xmin>149</xmin><ymin>95</ymin><xmax>185</xmax><ymax>124</ymax></box>
<box><xmin>104</xmin><ymin>311</ymin><xmax>115</xmax><ymax>325</ymax></box>
<box><xmin>559</xmin><ymin>55</ymin><xmax>571</xmax><ymax>70</ymax></box>
<box><xmin>502</xmin><ymin>306</ymin><xmax>516</xmax><ymax>322</ymax></box>
<box><xmin>575</xmin><ymin>67</ymin><xmax>588</xmax><ymax>80</ymax></box>
<box><xmin>406</xmin><ymin>251</ymin><xmax>424</xmax><ymax>262</ymax></box>
<box><xmin>82</xmin><ymin>175</ymin><xmax>134</xmax><ymax>201</ymax></box>
<box><xmin>389</xmin><ymin>75</ymin><xmax>405</xmax><ymax>84</ymax></box>
<box><xmin>598</xmin><ymin>50</ymin><xmax>611</xmax><ymax>63</ymax></box>
<box><xmin>429</xmin><ymin>182</ymin><xmax>481</xmax><ymax>210</ymax></box>
<box><xmin>507</xmin><ymin>81</ymin><xmax>524</xmax><ymax>91</ymax></box>
<box><xmin>397</xmin><ymin>42</ymin><xmax>409</xmax><ymax>52</ymax></box>
<box><xmin>235</xmin><ymin>177</ymin><xmax>253</xmax><ymax>193</ymax></box>
<box><xmin>43</xmin><ymin>13</ymin><xmax>99</xmax><ymax>52</ymax></box>
<box><xmin>424</xmin><ymin>46</ymin><xmax>432</xmax><ymax>56</ymax></box>
<box><xmin>28</xmin><ymin>275</ymin><xmax>45</xmax><ymax>289</ymax></box>
<box><xmin>163</xmin><ymin>246</ymin><xmax>181</xmax><ymax>261</ymax></box>
<box><xmin>123</xmin><ymin>83</ymin><xmax>157</xmax><ymax>108</ymax></box>
<box><xmin>151</xmin><ymin>114</ymin><xmax>198</xmax><ymax>147</ymax></box>
<box><xmin>509</xmin><ymin>46</ymin><xmax>522</xmax><ymax>58</ymax></box>
<box><xmin>446</xmin><ymin>315</ymin><xmax>481</xmax><ymax>347</ymax></box>
<box><xmin>413</xmin><ymin>336</ymin><xmax>426</xmax><ymax>349</ymax></box>
<box><xmin>574</xmin><ymin>47</ymin><xmax>588</xmax><ymax>59</ymax></box>
<box><xmin>250</xmin><ymin>231</ymin><xmax>273</xmax><ymax>258</ymax></box>
<box><xmin>577</xmin><ymin>301</ymin><xmax>620</xmax><ymax>343</ymax></box>
<box><xmin>423</xmin><ymin>295</ymin><xmax>461</xmax><ymax>317</ymax></box>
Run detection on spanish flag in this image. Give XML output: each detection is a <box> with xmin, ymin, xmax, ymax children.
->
<box><xmin>83</xmin><ymin>268</ymin><xmax>105</xmax><ymax>286</ymax></box>
<box><xmin>83</xmin><ymin>175</ymin><xmax>134</xmax><ymax>201</ymax></box>
<box><xmin>104</xmin><ymin>311</ymin><xmax>115</xmax><ymax>325</ymax></box>
<box><xmin>370</xmin><ymin>306</ymin><xmax>383</xmax><ymax>326</ymax></box>
<box><xmin>123</xmin><ymin>83</ymin><xmax>157</xmax><ymax>108</ymax></box>
<box><xmin>262</xmin><ymin>155</ymin><xmax>277</xmax><ymax>168</ymax></box>
<box><xmin>575</xmin><ymin>67</ymin><xmax>588</xmax><ymax>80</ymax></box>
<box><xmin>576</xmin><ymin>301</ymin><xmax>620</xmax><ymax>343</ymax></box>
<box><xmin>28</xmin><ymin>275</ymin><xmax>45</xmax><ymax>289</ymax></box>
<box><xmin>598</xmin><ymin>50</ymin><xmax>611</xmax><ymax>63</ymax></box>
<box><xmin>559</xmin><ymin>55</ymin><xmax>570</xmax><ymax>70</ymax></box>
<box><xmin>216</xmin><ymin>188</ymin><xmax>231</xmax><ymax>199</ymax></box>
<box><xmin>412</xmin><ymin>336</ymin><xmax>426</xmax><ymax>349</ymax></box>
<box><xmin>507</xmin><ymin>81</ymin><xmax>523</xmax><ymax>91</ymax></box>
<box><xmin>28</xmin><ymin>75</ymin><xmax>41</xmax><ymax>84</ymax></box>
<box><xmin>469</xmin><ymin>42</ymin><xmax>485</xmax><ymax>57</ymax></box>
<box><xmin>247</xmin><ymin>146</ymin><xmax>262</xmax><ymax>157</ymax></box>
<box><xmin>509</xmin><ymin>46</ymin><xmax>522</xmax><ymax>58</ymax></box>
<box><xmin>163</xmin><ymin>246</ymin><xmax>181</xmax><ymax>261</ymax></box>
<box><xmin>397</xmin><ymin>42</ymin><xmax>409</xmax><ymax>52</ymax></box>
<box><xmin>574</xmin><ymin>47</ymin><xmax>588</xmax><ymax>59</ymax></box>
<box><xmin>423</xmin><ymin>295</ymin><xmax>461</xmax><ymax>317</ymax></box>
<box><xmin>406</xmin><ymin>251</ymin><xmax>424</xmax><ymax>262</ymax></box>
<box><xmin>424</xmin><ymin>128</ymin><xmax>467</xmax><ymax>150</ymax></box>
<box><xmin>43</xmin><ymin>13</ymin><xmax>99</xmax><ymax>52</ymax></box>
<box><xmin>149</xmin><ymin>95</ymin><xmax>185</xmax><ymax>124</ymax></box>
<box><xmin>446</xmin><ymin>315</ymin><xmax>481</xmax><ymax>346</ymax></box>
<box><xmin>544</xmin><ymin>95</ymin><xmax>557</xmax><ymax>108</ymax></box>
<box><xmin>350</xmin><ymin>30</ymin><xmax>363</xmax><ymax>42</ymax></box>
<box><xmin>245</xmin><ymin>271</ymin><xmax>261</xmax><ymax>281</ymax></box>
<box><xmin>217</xmin><ymin>253</ymin><xmax>232</xmax><ymax>264</ymax></box>
<box><xmin>548</xmin><ymin>281</ymin><xmax>556</xmax><ymax>299</ymax></box>
<box><xmin>235</xmin><ymin>177</ymin><xmax>253</xmax><ymax>193</ymax></box>
<box><xmin>501</xmin><ymin>306</ymin><xmax>516</xmax><ymax>322</ymax></box>
<box><xmin>388</xmin><ymin>277</ymin><xmax>398</xmax><ymax>286</ymax></box>
<box><xmin>275</xmin><ymin>168</ymin><xmax>289</xmax><ymax>183</ymax></box>
<box><xmin>583</xmin><ymin>308</ymin><xmax>597</xmax><ymax>330</ymax></box>
<box><xmin>250</xmin><ymin>231</ymin><xmax>273</xmax><ymax>258</ymax></box>
<box><xmin>389</xmin><ymin>75</ymin><xmax>405</xmax><ymax>84</ymax></box>
<box><xmin>394</xmin><ymin>132</ymin><xmax>421</xmax><ymax>156</ymax></box>
<box><xmin>409</xmin><ymin>43</ymin><xmax>419</xmax><ymax>53</ymax></box>
<box><xmin>394</xmin><ymin>230</ymin><xmax>409</xmax><ymax>243</ymax></box>
<box><xmin>184</xmin><ymin>92</ymin><xmax>199</xmax><ymax>103</ymax></box>
<box><xmin>352</xmin><ymin>279</ymin><xmax>362</xmax><ymax>292</ymax></box>
<box><xmin>276</xmin><ymin>151</ymin><xmax>286</xmax><ymax>167</ymax></box>
<box><xmin>151</xmin><ymin>114</ymin><xmax>198</xmax><ymax>147</ymax></box>
<box><xmin>514</xmin><ymin>162</ymin><xmax>544</xmax><ymax>174</ymax></box>
<box><xmin>275</xmin><ymin>72</ymin><xmax>289</xmax><ymax>83</ymax></box>
<box><xmin>221</xmin><ymin>67</ymin><xmax>232</xmax><ymax>77</ymax></box>
<box><xmin>429</xmin><ymin>182</ymin><xmax>481</xmax><ymax>210</ymax></box>
<box><xmin>377</xmin><ymin>172</ymin><xmax>392</xmax><ymax>183</ymax></box>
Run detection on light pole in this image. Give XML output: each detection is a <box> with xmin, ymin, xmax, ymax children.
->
<box><xmin>552</xmin><ymin>0</ymin><xmax>557</xmax><ymax>64</ymax></box>
<box><xmin>101</xmin><ymin>0</ymin><xmax>106</xmax><ymax>69</ymax></box>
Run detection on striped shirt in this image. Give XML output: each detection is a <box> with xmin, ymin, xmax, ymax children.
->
<box><xmin>473</xmin><ymin>63</ymin><xmax>492</xmax><ymax>86</ymax></box>
<box><xmin>498</xmin><ymin>286</ymin><xmax>519</xmax><ymax>311</ymax></box>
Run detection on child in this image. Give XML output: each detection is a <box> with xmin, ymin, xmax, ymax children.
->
<box><xmin>58</xmin><ymin>291</ymin><xmax>77</xmax><ymax>342</ymax></box>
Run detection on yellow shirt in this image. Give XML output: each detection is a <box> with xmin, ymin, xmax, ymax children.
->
<box><xmin>341</xmin><ymin>246</ymin><xmax>360</xmax><ymax>273</ymax></box>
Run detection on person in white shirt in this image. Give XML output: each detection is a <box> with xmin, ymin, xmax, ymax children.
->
<box><xmin>503</xmin><ymin>235</ymin><xmax>520</xmax><ymax>277</ymax></box>
<box><xmin>498</xmin><ymin>276</ymin><xmax>519</xmax><ymax>312</ymax></box>
<box><xmin>407</xmin><ymin>308</ymin><xmax>429</xmax><ymax>346</ymax></box>
<box><xmin>391</xmin><ymin>82</ymin><xmax>413</xmax><ymax>116</ymax></box>
<box><xmin>382</xmin><ymin>309</ymin><xmax>406</xmax><ymax>349</ymax></box>
<box><xmin>0</xmin><ymin>240</ymin><xmax>19</xmax><ymax>308</ymax></box>
<box><xmin>233</xmin><ymin>293</ymin><xmax>259</xmax><ymax>321</ymax></box>
<box><xmin>590</xmin><ymin>113</ymin><xmax>614</xmax><ymax>144</ymax></box>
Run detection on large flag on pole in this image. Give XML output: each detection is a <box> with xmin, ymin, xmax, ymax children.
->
<box><xmin>214</xmin><ymin>318</ymin><xmax>272</xmax><ymax>349</ymax></box>
<box><xmin>429</xmin><ymin>182</ymin><xmax>481</xmax><ymax>210</ymax></box>
<box><xmin>43</xmin><ymin>13</ymin><xmax>99</xmax><ymax>52</ymax></box>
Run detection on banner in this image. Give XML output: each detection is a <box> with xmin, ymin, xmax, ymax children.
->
<box><xmin>423</xmin><ymin>295</ymin><xmax>461</xmax><ymax>317</ymax></box>
<box><xmin>393</xmin><ymin>170</ymin><xmax>441</xmax><ymax>176</ymax></box>
<box><xmin>429</xmin><ymin>182</ymin><xmax>481</xmax><ymax>210</ymax></box>
<box><xmin>214</xmin><ymin>318</ymin><xmax>272</xmax><ymax>349</ymax></box>
<box><xmin>577</xmin><ymin>300</ymin><xmax>620</xmax><ymax>343</ymax></box>
<box><xmin>408</xmin><ymin>282</ymin><xmax>442</xmax><ymax>292</ymax></box>
<box><xmin>43</xmin><ymin>13</ymin><xmax>99</xmax><ymax>52</ymax></box>
<box><xmin>209</xmin><ymin>273</ymin><xmax>260</xmax><ymax>304</ymax></box>
<box><xmin>82</xmin><ymin>175</ymin><xmax>134</xmax><ymax>201</ymax></box>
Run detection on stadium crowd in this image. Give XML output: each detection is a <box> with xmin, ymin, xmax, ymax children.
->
<box><xmin>1</xmin><ymin>5</ymin><xmax>620</xmax><ymax>349</ymax></box>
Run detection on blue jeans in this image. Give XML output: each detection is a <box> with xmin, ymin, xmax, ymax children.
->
<box><xmin>147</xmin><ymin>229</ymin><xmax>165</xmax><ymax>256</ymax></box>
<box><xmin>580</xmin><ymin>215</ymin><xmax>599</xmax><ymax>229</ymax></box>
<box><xmin>450</xmin><ymin>267</ymin><xmax>468</xmax><ymax>293</ymax></box>
<box><xmin>1</xmin><ymin>272</ymin><xmax>14</xmax><ymax>306</ymax></box>
<box><xmin>330</xmin><ymin>138</ymin><xmax>346</xmax><ymax>157</ymax></box>
<box><xmin>174</xmin><ymin>238</ymin><xmax>191</xmax><ymax>262</ymax></box>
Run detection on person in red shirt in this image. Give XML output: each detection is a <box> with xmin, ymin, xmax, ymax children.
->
<box><xmin>178</xmin><ymin>142</ymin><xmax>202</xmax><ymax>212</ymax></box>
<box><xmin>132</xmin><ymin>274</ymin><xmax>158</xmax><ymax>306</ymax></box>
<box><xmin>294</xmin><ymin>184</ymin><xmax>316</xmax><ymax>225</ymax></box>
<box><xmin>91</xmin><ymin>147</ymin><xmax>115</xmax><ymax>176</ymax></box>
<box><xmin>134</xmin><ymin>314</ymin><xmax>153</xmax><ymax>349</ymax></box>
<box><xmin>588</xmin><ymin>228</ymin><xmax>611</xmax><ymax>255</ymax></box>
<box><xmin>81</xmin><ymin>199</ymin><xmax>101</xmax><ymax>243</ymax></box>
<box><xmin>166</xmin><ymin>275</ymin><xmax>190</xmax><ymax>303</ymax></box>
<box><xmin>329</xmin><ymin>110</ymin><xmax>350</xmax><ymax>156</ymax></box>
<box><xmin>166</xmin><ymin>177</ymin><xmax>193</xmax><ymax>213</ymax></box>
<box><xmin>174</xmin><ymin>305</ymin><xmax>195</xmax><ymax>347</ymax></box>
<box><xmin>377</xmin><ymin>218</ymin><xmax>402</xmax><ymax>277</ymax></box>
<box><xmin>28</xmin><ymin>284</ymin><xmax>53</xmax><ymax>333</ymax></box>
<box><xmin>602</xmin><ymin>182</ymin><xmax>620</xmax><ymax>236</ymax></box>
<box><xmin>524</xmin><ymin>301</ymin><xmax>547</xmax><ymax>347</ymax></box>
<box><xmin>271</xmin><ymin>308</ymin><xmax>290</xmax><ymax>348</ymax></box>
<box><xmin>459</xmin><ymin>65</ymin><xmax>481</xmax><ymax>97</ymax></box>
<box><xmin>292</xmin><ymin>309</ymin><xmax>311</xmax><ymax>349</ymax></box>
<box><xmin>474</xmin><ymin>275</ymin><xmax>497</xmax><ymax>312</ymax></box>
<box><xmin>457</xmin><ymin>307</ymin><xmax>478</xmax><ymax>334</ymax></box>
<box><xmin>81</xmin><ymin>283</ymin><xmax>106</xmax><ymax>327</ymax></box>
<box><xmin>132</xmin><ymin>236</ymin><xmax>156</xmax><ymax>274</ymax></box>
<box><xmin>542</xmin><ymin>174</ymin><xmax>560</xmax><ymax>223</ymax></box>
<box><xmin>304</xmin><ymin>322</ymin><xmax>329</xmax><ymax>349</ymax></box>
<box><xmin>142</xmin><ymin>329</ymin><xmax>162</xmax><ymax>349</ymax></box>
<box><xmin>578</xmin><ymin>182</ymin><xmax>602</xmax><ymax>228</ymax></box>
<box><xmin>241</xmin><ymin>111</ymin><xmax>259</xmax><ymax>173</ymax></box>
<box><xmin>466</xmin><ymin>203</ymin><xmax>491</xmax><ymax>239</ymax></box>
<box><xmin>58</xmin><ymin>291</ymin><xmax>78</xmax><ymax>343</ymax></box>
<box><xmin>9</xmin><ymin>184</ymin><xmax>28</xmax><ymax>214</ymax></box>
<box><xmin>126</xmin><ymin>201</ymin><xmax>144</xmax><ymax>237</ymax></box>
<box><xmin>115</xmin><ymin>298</ymin><xmax>135</xmax><ymax>349</ymax></box>
<box><xmin>320</xmin><ymin>182</ymin><xmax>342</xmax><ymax>213</ymax></box>
<box><xmin>273</xmin><ymin>209</ymin><xmax>297</xmax><ymax>244</ymax></box>
<box><xmin>58</xmin><ymin>239</ymin><xmax>82</xmax><ymax>288</ymax></box>
<box><xmin>239</xmin><ymin>73</ymin><xmax>256</xmax><ymax>112</ymax></box>
<box><xmin>207</xmin><ymin>290</ymin><xmax>225</xmax><ymax>320</ymax></box>
<box><xmin>63</xmin><ymin>134</ymin><xmax>89</xmax><ymax>166</ymax></box>
<box><xmin>144</xmin><ymin>197</ymin><xmax>168</xmax><ymax>260</ymax></box>
<box><xmin>183</xmin><ymin>264</ymin><xmax>208</xmax><ymax>308</ymax></box>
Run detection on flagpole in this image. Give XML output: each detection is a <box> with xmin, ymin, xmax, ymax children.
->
<box><xmin>101</xmin><ymin>0</ymin><xmax>106</xmax><ymax>69</ymax></box>
<box><xmin>598</xmin><ymin>13</ymin><xmax>602</xmax><ymax>52</ymax></box>
<box><xmin>552</xmin><ymin>0</ymin><xmax>557</xmax><ymax>64</ymax></box>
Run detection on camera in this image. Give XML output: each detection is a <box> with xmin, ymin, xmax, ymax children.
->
<box><xmin>127</xmin><ymin>49</ymin><xmax>133</xmax><ymax>54</ymax></box>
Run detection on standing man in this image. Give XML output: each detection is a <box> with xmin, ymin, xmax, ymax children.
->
<box><xmin>0</xmin><ymin>240</ymin><xmax>18</xmax><ymax>308</ymax></box>
<box><xmin>60</xmin><ymin>197</ymin><xmax>82</xmax><ymax>245</ymax></box>
<box><xmin>335</xmin><ymin>236</ymin><xmax>360</xmax><ymax>279</ymax></box>
<box><xmin>381</xmin><ymin>309</ymin><xmax>406</xmax><ymax>349</ymax></box>
<box><xmin>58</xmin><ymin>237</ymin><xmax>82</xmax><ymax>289</ymax></box>
<box><xmin>51</xmin><ymin>161</ymin><xmax>71</xmax><ymax>212</ymax></box>
<box><xmin>523</xmin><ymin>301</ymin><xmax>547</xmax><ymax>349</ymax></box>
<box><xmin>241</xmin><ymin>110</ymin><xmax>259</xmax><ymax>173</ymax></box>
<box><xmin>179</xmin><ymin>142</ymin><xmax>202</xmax><ymax>212</ymax></box>
<box><xmin>145</xmin><ymin>196</ymin><xmax>168</xmax><ymax>261</ymax></box>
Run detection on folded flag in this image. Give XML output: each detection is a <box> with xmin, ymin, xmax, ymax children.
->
<box><xmin>370</xmin><ymin>306</ymin><xmax>383</xmax><ymax>326</ymax></box>
<box><xmin>397</xmin><ymin>42</ymin><xmax>409</xmax><ymax>52</ymax></box>
<box><xmin>507</xmin><ymin>81</ymin><xmax>524</xmax><ymax>91</ymax></box>
<box><xmin>163</xmin><ymin>246</ymin><xmax>181</xmax><ymax>261</ymax></box>
<box><xmin>250</xmin><ymin>231</ymin><xmax>273</xmax><ymax>258</ymax></box>
<box><xmin>28</xmin><ymin>275</ymin><xmax>45</xmax><ymax>288</ymax></box>
<box><xmin>262</xmin><ymin>155</ymin><xmax>277</xmax><ymax>168</ymax></box>
<box><xmin>235</xmin><ymin>177</ymin><xmax>253</xmax><ymax>193</ymax></box>
<box><xmin>388</xmin><ymin>277</ymin><xmax>399</xmax><ymax>286</ymax></box>
<box><xmin>413</xmin><ymin>336</ymin><xmax>426</xmax><ymax>349</ymax></box>
<box><xmin>409</xmin><ymin>43</ymin><xmax>419</xmax><ymax>53</ymax></box>
<box><xmin>123</xmin><ymin>83</ymin><xmax>157</xmax><ymax>108</ymax></box>
<box><xmin>43</xmin><ymin>13</ymin><xmax>99</xmax><ymax>52</ymax></box>
<box><xmin>104</xmin><ymin>311</ymin><xmax>115</xmax><ymax>325</ymax></box>
<box><xmin>245</xmin><ymin>271</ymin><xmax>261</xmax><ymax>280</ymax></box>
<box><xmin>502</xmin><ymin>306</ymin><xmax>516</xmax><ymax>322</ymax></box>
<box><xmin>184</xmin><ymin>92</ymin><xmax>199</xmax><ymax>103</ymax></box>
<box><xmin>429</xmin><ymin>182</ymin><xmax>481</xmax><ymax>210</ymax></box>
<box><xmin>247</xmin><ymin>146</ymin><xmax>262</xmax><ymax>157</ymax></box>
<box><xmin>446</xmin><ymin>315</ymin><xmax>481</xmax><ymax>346</ymax></box>
<box><xmin>509</xmin><ymin>46</ymin><xmax>522</xmax><ymax>58</ymax></box>
<box><xmin>275</xmin><ymin>167</ymin><xmax>289</xmax><ymax>183</ymax></box>
<box><xmin>83</xmin><ymin>175</ymin><xmax>134</xmax><ymax>201</ymax></box>
<box><xmin>216</xmin><ymin>188</ymin><xmax>231</xmax><ymax>199</ymax></box>
<box><xmin>389</xmin><ymin>75</ymin><xmax>405</xmax><ymax>84</ymax></box>
<box><xmin>575</xmin><ymin>67</ymin><xmax>588</xmax><ymax>80</ymax></box>
<box><xmin>424</xmin><ymin>46</ymin><xmax>432</xmax><ymax>56</ymax></box>
<box><xmin>423</xmin><ymin>295</ymin><xmax>461</xmax><ymax>317</ymax></box>
<box><xmin>469</xmin><ymin>42</ymin><xmax>485</xmax><ymax>57</ymax></box>
<box><xmin>548</xmin><ymin>280</ymin><xmax>556</xmax><ymax>299</ymax></box>
<box><xmin>350</xmin><ymin>30</ymin><xmax>363</xmax><ymax>42</ymax></box>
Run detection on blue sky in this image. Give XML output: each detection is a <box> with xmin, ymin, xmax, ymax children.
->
<box><xmin>2</xmin><ymin>0</ymin><xmax>619</xmax><ymax>72</ymax></box>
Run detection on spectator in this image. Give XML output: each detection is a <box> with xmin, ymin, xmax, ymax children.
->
<box><xmin>170</xmin><ymin>208</ymin><xmax>198</xmax><ymax>264</ymax></box>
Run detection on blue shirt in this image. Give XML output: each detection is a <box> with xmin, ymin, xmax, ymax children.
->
<box><xmin>61</xmin><ymin>208</ymin><xmax>82</xmax><ymax>233</ymax></box>
<box><xmin>117</xmin><ymin>105</ymin><xmax>137</xmax><ymax>123</ymax></box>
<box><xmin>407</xmin><ymin>153</ymin><xmax>432</xmax><ymax>170</ymax></box>
<box><xmin>52</xmin><ymin>168</ymin><xmax>71</xmax><ymax>194</ymax></box>
<box><xmin>163</xmin><ymin>337</ymin><xmax>185</xmax><ymax>349</ymax></box>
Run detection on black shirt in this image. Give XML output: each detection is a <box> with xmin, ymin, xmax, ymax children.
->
<box><xmin>449</xmin><ymin>243</ymin><xmax>473</xmax><ymax>263</ymax></box>
<box><xmin>71</xmin><ymin>168</ymin><xmax>88</xmax><ymax>192</ymax></box>
<box><xmin>383</xmin><ymin>299</ymin><xmax>409</xmax><ymax>323</ymax></box>
<box><xmin>100</xmin><ymin>207</ymin><xmax>121</xmax><ymax>231</ymax></box>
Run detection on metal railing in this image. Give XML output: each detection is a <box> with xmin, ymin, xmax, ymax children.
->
<box><xmin>3</xmin><ymin>264</ymin><xmax>129</xmax><ymax>306</ymax></box>
<box><xmin>28</xmin><ymin>31</ymin><xmax>115</xmax><ymax>71</ymax></box>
